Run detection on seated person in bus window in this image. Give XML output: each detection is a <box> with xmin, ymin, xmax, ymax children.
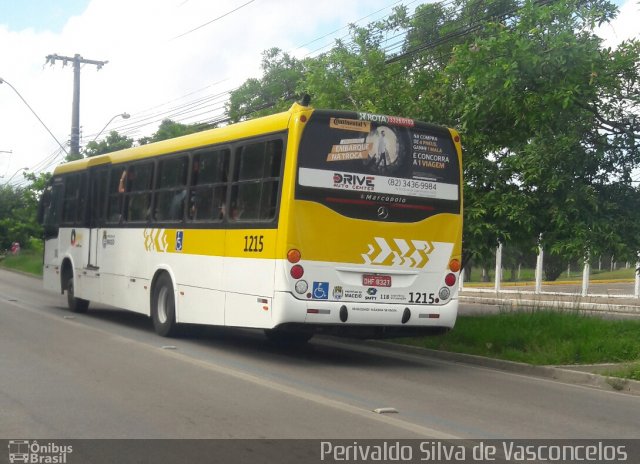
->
<box><xmin>230</xmin><ymin>201</ymin><xmax>243</xmax><ymax>221</ymax></box>
<box><xmin>169</xmin><ymin>189</ymin><xmax>187</xmax><ymax>220</ymax></box>
<box><xmin>189</xmin><ymin>195</ymin><xmax>198</xmax><ymax>220</ymax></box>
<box><xmin>118</xmin><ymin>169</ymin><xmax>127</xmax><ymax>193</ymax></box>
<box><xmin>118</xmin><ymin>166</ymin><xmax>136</xmax><ymax>221</ymax></box>
<box><xmin>214</xmin><ymin>197</ymin><xmax>225</xmax><ymax>220</ymax></box>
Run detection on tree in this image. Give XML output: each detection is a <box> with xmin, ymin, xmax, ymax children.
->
<box><xmin>0</xmin><ymin>179</ymin><xmax>43</xmax><ymax>251</ymax></box>
<box><xmin>224</xmin><ymin>0</ymin><xmax>640</xmax><ymax>279</ymax></box>
<box><xmin>442</xmin><ymin>0</ymin><xmax>639</xmax><ymax>271</ymax></box>
<box><xmin>84</xmin><ymin>131</ymin><xmax>134</xmax><ymax>157</ymax></box>
<box><xmin>226</xmin><ymin>48</ymin><xmax>306</xmax><ymax>122</ymax></box>
<box><xmin>138</xmin><ymin>119</ymin><xmax>207</xmax><ymax>144</ymax></box>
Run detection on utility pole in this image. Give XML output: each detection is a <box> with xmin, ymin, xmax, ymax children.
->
<box><xmin>45</xmin><ymin>54</ymin><xmax>108</xmax><ymax>158</ymax></box>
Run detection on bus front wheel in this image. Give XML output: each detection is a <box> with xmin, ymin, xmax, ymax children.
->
<box><xmin>66</xmin><ymin>276</ymin><xmax>89</xmax><ymax>313</ymax></box>
<box><xmin>152</xmin><ymin>273</ymin><xmax>178</xmax><ymax>337</ymax></box>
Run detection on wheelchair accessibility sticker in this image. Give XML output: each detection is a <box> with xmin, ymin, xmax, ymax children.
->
<box><xmin>312</xmin><ymin>282</ymin><xmax>329</xmax><ymax>300</ymax></box>
<box><xmin>175</xmin><ymin>230</ymin><xmax>184</xmax><ymax>252</ymax></box>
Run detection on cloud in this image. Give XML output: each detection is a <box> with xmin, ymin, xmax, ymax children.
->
<box><xmin>0</xmin><ymin>0</ymin><xmax>392</xmax><ymax>180</ymax></box>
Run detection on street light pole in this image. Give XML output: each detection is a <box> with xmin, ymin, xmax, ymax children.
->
<box><xmin>91</xmin><ymin>112</ymin><xmax>130</xmax><ymax>143</ymax></box>
<box><xmin>2</xmin><ymin>167</ymin><xmax>29</xmax><ymax>185</ymax></box>
<box><xmin>0</xmin><ymin>78</ymin><xmax>69</xmax><ymax>155</ymax></box>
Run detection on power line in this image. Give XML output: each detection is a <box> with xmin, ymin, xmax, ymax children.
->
<box><xmin>32</xmin><ymin>0</ymin><xmax>451</xmax><ymax>171</ymax></box>
<box><xmin>99</xmin><ymin>0</ymin><xmax>419</xmax><ymax>141</ymax></box>
<box><xmin>172</xmin><ymin>0</ymin><xmax>256</xmax><ymax>40</ymax></box>
<box><xmin>114</xmin><ymin>0</ymin><xmax>413</xmax><ymax>138</ymax></box>
<box><xmin>0</xmin><ymin>77</ymin><xmax>69</xmax><ymax>155</ymax></box>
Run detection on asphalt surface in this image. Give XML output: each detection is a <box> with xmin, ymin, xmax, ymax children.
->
<box><xmin>1</xmin><ymin>269</ymin><xmax>639</xmax><ymax>440</ymax></box>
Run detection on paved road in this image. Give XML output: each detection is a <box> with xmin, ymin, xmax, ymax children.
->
<box><xmin>1</xmin><ymin>269</ymin><xmax>638</xmax><ymax>440</ymax></box>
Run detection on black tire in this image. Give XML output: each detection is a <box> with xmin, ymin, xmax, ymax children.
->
<box><xmin>66</xmin><ymin>276</ymin><xmax>89</xmax><ymax>313</ymax></box>
<box><xmin>264</xmin><ymin>329</ymin><xmax>313</xmax><ymax>345</ymax></box>
<box><xmin>151</xmin><ymin>273</ymin><xmax>178</xmax><ymax>337</ymax></box>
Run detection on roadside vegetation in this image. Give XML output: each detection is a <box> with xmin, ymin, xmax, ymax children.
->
<box><xmin>398</xmin><ymin>309</ymin><xmax>640</xmax><ymax>367</ymax></box>
<box><xmin>0</xmin><ymin>239</ymin><xmax>43</xmax><ymax>276</ymax></box>
<box><xmin>464</xmin><ymin>267</ymin><xmax>637</xmax><ymax>285</ymax></box>
<box><xmin>606</xmin><ymin>363</ymin><xmax>640</xmax><ymax>382</ymax></box>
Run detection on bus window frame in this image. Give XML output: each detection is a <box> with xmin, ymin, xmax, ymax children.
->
<box><xmin>227</xmin><ymin>135</ymin><xmax>286</xmax><ymax>228</ymax></box>
<box><xmin>98</xmin><ymin>131</ymin><xmax>287</xmax><ymax>230</ymax></box>
<box><xmin>187</xmin><ymin>145</ymin><xmax>231</xmax><ymax>225</ymax></box>
<box><xmin>153</xmin><ymin>153</ymin><xmax>189</xmax><ymax>223</ymax></box>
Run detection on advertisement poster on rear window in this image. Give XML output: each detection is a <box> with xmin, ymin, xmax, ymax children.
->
<box><xmin>296</xmin><ymin>111</ymin><xmax>461</xmax><ymax>222</ymax></box>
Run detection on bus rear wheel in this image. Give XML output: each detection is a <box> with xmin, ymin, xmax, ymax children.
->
<box><xmin>152</xmin><ymin>273</ymin><xmax>178</xmax><ymax>337</ymax></box>
<box><xmin>66</xmin><ymin>276</ymin><xmax>89</xmax><ymax>313</ymax></box>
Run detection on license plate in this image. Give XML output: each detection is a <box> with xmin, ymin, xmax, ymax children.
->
<box><xmin>363</xmin><ymin>275</ymin><xmax>392</xmax><ymax>287</ymax></box>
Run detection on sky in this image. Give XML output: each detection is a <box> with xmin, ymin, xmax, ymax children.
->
<box><xmin>0</xmin><ymin>0</ymin><xmax>638</xmax><ymax>186</ymax></box>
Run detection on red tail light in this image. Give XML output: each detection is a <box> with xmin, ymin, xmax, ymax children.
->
<box><xmin>445</xmin><ymin>273</ymin><xmax>456</xmax><ymax>287</ymax></box>
<box><xmin>290</xmin><ymin>265</ymin><xmax>304</xmax><ymax>279</ymax></box>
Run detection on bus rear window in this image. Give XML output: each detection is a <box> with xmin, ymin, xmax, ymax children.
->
<box><xmin>295</xmin><ymin>111</ymin><xmax>460</xmax><ymax>222</ymax></box>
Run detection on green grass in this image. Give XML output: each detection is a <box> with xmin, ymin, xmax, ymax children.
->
<box><xmin>398</xmin><ymin>309</ymin><xmax>640</xmax><ymax>366</ymax></box>
<box><xmin>590</xmin><ymin>268</ymin><xmax>637</xmax><ymax>280</ymax></box>
<box><xmin>465</xmin><ymin>266</ymin><xmax>636</xmax><ymax>284</ymax></box>
<box><xmin>0</xmin><ymin>249</ymin><xmax>43</xmax><ymax>276</ymax></box>
<box><xmin>605</xmin><ymin>363</ymin><xmax>640</xmax><ymax>382</ymax></box>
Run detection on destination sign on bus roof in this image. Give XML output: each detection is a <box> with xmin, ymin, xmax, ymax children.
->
<box><xmin>358</xmin><ymin>112</ymin><xmax>415</xmax><ymax>128</ymax></box>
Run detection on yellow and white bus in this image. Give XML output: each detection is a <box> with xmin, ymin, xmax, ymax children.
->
<box><xmin>38</xmin><ymin>101</ymin><xmax>463</xmax><ymax>342</ymax></box>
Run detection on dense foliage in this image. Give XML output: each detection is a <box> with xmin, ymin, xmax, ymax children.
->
<box><xmin>0</xmin><ymin>172</ymin><xmax>48</xmax><ymax>251</ymax></box>
<box><xmin>225</xmin><ymin>0</ymin><xmax>640</xmax><ymax>277</ymax></box>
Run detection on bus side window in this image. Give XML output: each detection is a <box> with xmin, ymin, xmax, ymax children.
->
<box><xmin>260</xmin><ymin>140</ymin><xmax>283</xmax><ymax>219</ymax></box>
<box><xmin>188</xmin><ymin>148</ymin><xmax>229</xmax><ymax>222</ymax></box>
<box><xmin>77</xmin><ymin>172</ymin><xmax>88</xmax><ymax>226</ymax></box>
<box><xmin>230</xmin><ymin>139</ymin><xmax>283</xmax><ymax>222</ymax></box>
<box><xmin>126</xmin><ymin>162</ymin><xmax>154</xmax><ymax>222</ymax></box>
<box><xmin>61</xmin><ymin>174</ymin><xmax>80</xmax><ymax>225</ymax></box>
<box><xmin>39</xmin><ymin>180</ymin><xmax>64</xmax><ymax>238</ymax></box>
<box><xmin>107</xmin><ymin>167</ymin><xmax>126</xmax><ymax>222</ymax></box>
<box><xmin>155</xmin><ymin>155</ymin><xmax>188</xmax><ymax>221</ymax></box>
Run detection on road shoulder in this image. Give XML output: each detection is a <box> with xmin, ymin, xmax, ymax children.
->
<box><xmin>364</xmin><ymin>339</ymin><xmax>640</xmax><ymax>396</ymax></box>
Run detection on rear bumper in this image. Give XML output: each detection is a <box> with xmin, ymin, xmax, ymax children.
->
<box><xmin>271</xmin><ymin>291</ymin><xmax>457</xmax><ymax>339</ymax></box>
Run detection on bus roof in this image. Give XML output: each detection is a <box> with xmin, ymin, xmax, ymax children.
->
<box><xmin>53</xmin><ymin>102</ymin><xmax>306</xmax><ymax>175</ymax></box>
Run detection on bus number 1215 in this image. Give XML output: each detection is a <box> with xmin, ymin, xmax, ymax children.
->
<box><xmin>409</xmin><ymin>292</ymin><xmax>435</xmax><ymax>304</ymax></box>
<box><xmin>244</xmin><ymin>235</ymin><xmax>264</xmax><ymax>253</ymax></box>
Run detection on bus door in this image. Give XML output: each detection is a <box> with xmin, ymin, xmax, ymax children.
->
<box><xmin>87</xmin><ymin>166</ymin><xmax>109</xmax><ymax>269</ymax></box>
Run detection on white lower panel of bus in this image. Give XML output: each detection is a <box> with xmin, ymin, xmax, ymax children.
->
<box><xmin>271</xmin><ymin>291</ymin><xmax>457</xmax><ymax>329</ymax></box>
<box><xmin>176</xmin><ymin>285</ymin><xmax>225</xmax><ymax>326</ymax></box>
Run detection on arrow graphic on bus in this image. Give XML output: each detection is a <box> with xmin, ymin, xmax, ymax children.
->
<box><xmin>361</xmin><ymin>237</ymin><xmax>434</xmax><ymax>268</ymax></box>
<box><xmin>144</xmin><ymin>228</ymin><xmax>168</xmax><ymax>252</ymax></box>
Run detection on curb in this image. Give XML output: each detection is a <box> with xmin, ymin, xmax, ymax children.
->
<box><xmin>0</xmin><ymin>266</ymin><xmax>42</xmax><ymax>280</ymax></box>
<box><xmin>462</xmin><ymin>278</ymin><xmax>636</xmax><ymax>288</ymax></box>
<box><xmin>459</xmin><ymin>295</ymin><xmax>640</xmax><ymax>315</ymax></box>
<box><xmin>360</xmin><ymin>339</ymin><xmax>640</xmax><ymax>396</ymax></box>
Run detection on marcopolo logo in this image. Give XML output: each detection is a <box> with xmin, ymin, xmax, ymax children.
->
<box><xmin>8</xmin><ymin>440</ymin><xmax>73</xmax><ymax>463</ymax></box>
<box><xmin>333</xmin><ymin>173</ymin><xmax>375</xmax><ymax>191</ymax></box>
